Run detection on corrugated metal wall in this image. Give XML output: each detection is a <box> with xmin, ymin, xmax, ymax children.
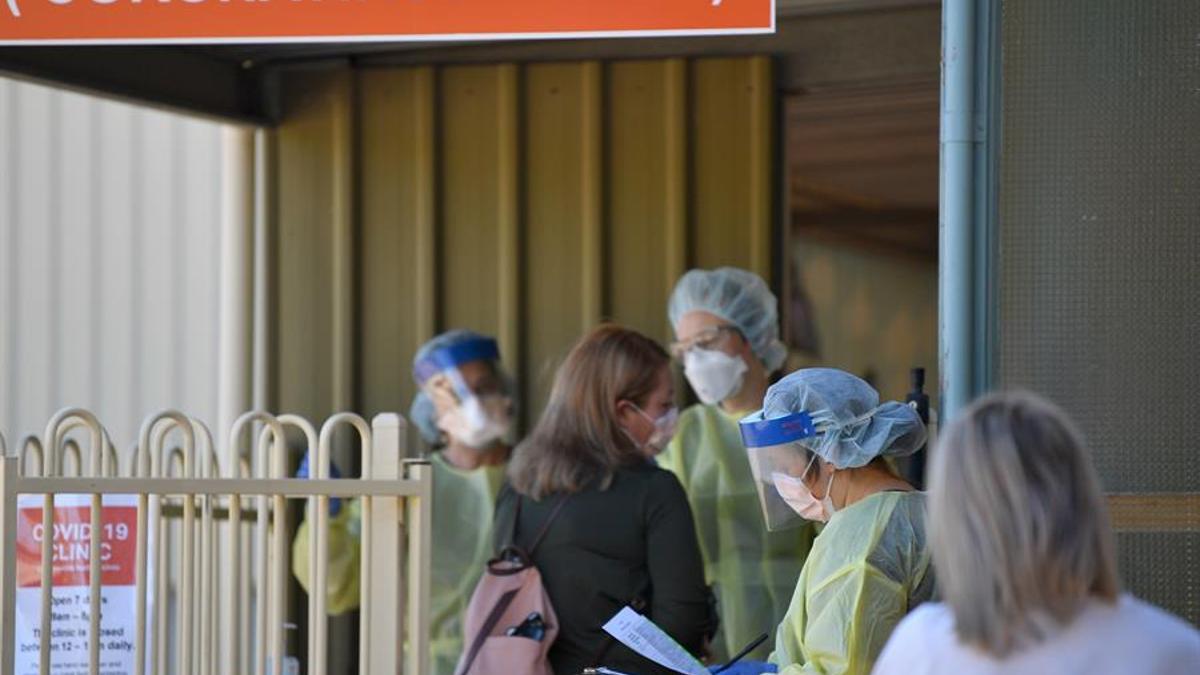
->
<box><xmin>267</xmin><ymin>57</ymin><xmax>775</xmax><ymax>446</ymax></box>
<box><xmin>0</xmin><ymin>76</ymin><xmax>227</xmax><ymax>451</ymax></box>
<box><xmin>1000</xmin><ymin>0</ymin><xmax>1200</xmax><ymax>624</ymax></box>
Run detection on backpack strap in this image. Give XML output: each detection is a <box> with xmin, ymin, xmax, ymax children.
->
<box><xmin>456</xmin><ymin>587</ymin><xmax>520</xmax><ymax>675</ymax></box>
<box><xmin>527</xmin><ymin>494</ymin><xmax>571</xmax><ymax>556</ymax></box>
<box><xmin>506</xmin><ymin>488</ymin><xmax>523</xmax><ymax>547</ymax></box>
<box><xmin>461</xmin><ymin>493</ymin><xmax>572</xmax><ymax>674</ymax></box>
<box><xmin>491</xmin><ymin>492</ymin><xmax>570</xmax><ymax>574</ymax></box>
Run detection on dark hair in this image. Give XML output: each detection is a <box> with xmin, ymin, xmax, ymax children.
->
<box><xmin>508</xmin><ymin>324</ymin><xmax>670</xmax><ymax>499</ymax></box>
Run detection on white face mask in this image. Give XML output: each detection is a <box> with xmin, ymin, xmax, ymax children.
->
<box><xmin>438</xmin><ymin>395</ymin><xmax>511</xmax><ymax>450</ymax></box>
<box><xmin>683</xmin><ymin>348</ymin><xmax>748</xmax><ymax>405</ymax></box>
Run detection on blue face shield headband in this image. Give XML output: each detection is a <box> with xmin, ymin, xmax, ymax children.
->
<box><xmin>412</xmin><ymin>336</ymin><xmax>501</xmax><ymax>386</ymax></box>
<box><xmin>738</xmin><ymin>410</ymin><xmax>818</xmax><ymax>449</ymax></box>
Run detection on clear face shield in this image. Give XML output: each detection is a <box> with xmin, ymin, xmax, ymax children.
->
<box><xmin>413</xmin><ymin>337</ymin><xmax>513</xmax><ymax>449</ymax></box>
<box><xmin>738</xmin><ymin>410</ymin><xmax>820</xmax><ymax>531</ymax></box>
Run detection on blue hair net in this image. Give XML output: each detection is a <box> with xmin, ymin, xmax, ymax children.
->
<box><xmin>668</xmin><ymin>267</ymin><xmax>788</xmax><ymax>372</ymax></box>
<box><xmin>409</xmin><ymin>330</ymin><xmax>510</xmax><ymax>446</ymax></box>
<box><xmin>761</xmin><ymin>368</ymin><xmax>926</xmax><ymax>469</ymax></box>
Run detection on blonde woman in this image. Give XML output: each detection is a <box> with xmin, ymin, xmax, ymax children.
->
<box><xmin>874</xmin><ymin>392</ymin><xmax>1200</xmax><ymax>674</ymax></box>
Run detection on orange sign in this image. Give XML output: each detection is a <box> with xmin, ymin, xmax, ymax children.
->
<box><xmin>16</xmin><ymin>504</ymin><xmax>137</xmax><ymax>588</ymax></box>
<box><xmin>1</xmin><ymin>0</ymin><xmax>774</xmax><ymax>44</ymax></box>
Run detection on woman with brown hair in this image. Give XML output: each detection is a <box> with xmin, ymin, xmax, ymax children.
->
<box><xmin>495</xmin><ymin>324</ymin><xmax>716</xmax><ymax>675</ymax></box>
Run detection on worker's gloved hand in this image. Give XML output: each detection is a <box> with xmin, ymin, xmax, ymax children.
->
<box><xmin>708</xmin><ymin>662</ymin><xmax>777</xmax><ymax>675</ymax></box>
<box><xmin>296</xmin><ymin>453</ymin><xmax>343</xmax><ymax>516</ymax></box>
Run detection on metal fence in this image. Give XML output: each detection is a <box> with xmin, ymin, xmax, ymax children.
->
<box><xmin>0</xmin><ymin>408</ymin><xmax>432</xmax><ymax>675</ymax></box>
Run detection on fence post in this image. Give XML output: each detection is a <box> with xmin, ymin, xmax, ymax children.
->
<box><xmin>0</xmin><ymin>456</ymin><xmax>17</xmax><ymax>675</ymax></box>
<box><xmin>368</xmin><ymin>414</ymin><xmax>405</xmax><ymax>673</ymax></box>
<box><xmin>404</xmin><ymin>459</ymin><xmax>432</xmax><ymax>675</ymax></box>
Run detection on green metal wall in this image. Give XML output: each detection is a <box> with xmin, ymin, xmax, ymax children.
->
<box><xmin>268</xmin><ymin>57</ymin><xmax>775</xmax><ymax>442</ymax></box>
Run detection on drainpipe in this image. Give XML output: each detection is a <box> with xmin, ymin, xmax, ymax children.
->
<box><xmin>940</xmin><ymin>0</ymin><xmax>998</xmax><ymax>422</ymax></box>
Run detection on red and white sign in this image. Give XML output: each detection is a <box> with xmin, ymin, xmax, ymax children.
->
<box><xmin>0</xmin><ymin>0</ymin><xmax>774</xmax><ymax>45</ymax></box>
<box><xmin>13</xmin><ymin>494</ymin><xmax>143</xmax><ymax>675</ymax></box>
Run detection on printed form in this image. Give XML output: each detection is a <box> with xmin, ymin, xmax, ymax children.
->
<box><xmin>602</xmin><ymin>606</ymin><xmax>709</xmax><ymax>675</ymax></box>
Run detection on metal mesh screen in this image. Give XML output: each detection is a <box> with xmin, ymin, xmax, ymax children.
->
<box><xmin>999</xmin><ymin>0</ymin><xmax>1200</xmax><ymax>624</ymax></box>
<box><xmin>1116</xmin><ymin>531</ymin><xmax>1200</xmax><ymax>626</ymax></box>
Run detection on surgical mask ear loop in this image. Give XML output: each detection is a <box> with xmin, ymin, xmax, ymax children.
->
<box><xmin>821</xmin><ymin>468</ymin><xmax>837</xmax><ymax>517</ymax></box>
<box><xmin>796</xmin><ymin>449</ymin><xmax>836</xmax><ymax>517</ymax></box>
<box><xmin>617</xmin><ymin>402</ymin><xmax>649</xmax><ymax>448</ymax></box>
<box><xmin>799</xmin><ymin>452</ymin><xmax>819</xmax><ymax>483</ymax></box>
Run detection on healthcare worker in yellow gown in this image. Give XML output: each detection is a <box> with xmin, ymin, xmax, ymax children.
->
<box><xmin>734</xmin><ymin>368</ymin><xmax>933</xmax><ymax>675</ymax></box>
<box><xmin>293</xmin><ymin>330</ymin><xmax>514</xmax><ymax>675</ymax></box>
<box><xmin>658</xmin><ymin>267</ymin><xmax>815</xmax><ymax>662</ymax></box>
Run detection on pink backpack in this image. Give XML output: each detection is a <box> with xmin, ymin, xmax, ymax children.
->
<box><xmin>455</xmin><ymin>496</ymin><xmax>570</xmax><ymax>675</ymax></box>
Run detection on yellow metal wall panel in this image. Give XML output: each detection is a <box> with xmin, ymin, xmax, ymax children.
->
<box><xmin>438</xmin><ymin>65</ymin><xmax>521</xmax><ymax>364</ymax></box>
<box><xmin>274</xmin><ymin>69</ymin><xmax>360</xmax><ymax>675</ymax></box>
<box><xmin>331</xmin><ymin>74</ymin><xmax>355</xmax><ymax>418</ymax></box>
<box><xmin>522</xmin><ymin>61</ymin><xmax>603</xmax><ymax>414</ymax></box>
<box><xmin>275</xmin><ymin>69</ymin><xmax>348</xmax><ymax>424</ymax></box>
<box><xmin>690</xmin><ymin>57</ymin><xmax>773</xmax><ymax>278</ymax></box>
<box><xmin>357</xmin><ymin>68</ymin><xmax>437</xmax><ymax>423</ymax></box>
<box><xmin>273</xmin><ymin>56</ymin><xmax>774</xmax><ymax>434</ymax></box>
<box><xmin>606</xmin><ymin>59</ymin><xmax>688</xmax><ymax>345</ymax></box>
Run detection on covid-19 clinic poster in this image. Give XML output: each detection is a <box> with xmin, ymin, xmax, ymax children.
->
<box><xmin>14</xmin><ymin>494</ymin><xmax>145</xmax><ymax>674</ymax></box>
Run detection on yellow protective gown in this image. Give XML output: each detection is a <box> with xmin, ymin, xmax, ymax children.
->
<box><xmin>658</xmin><ymin>404</ymin><xmax>815</xmax><ymax>661</ymax></box>
<box><xmin>293</xmin><ymin>497</ymin><xmax>363</xmax><ymax>615</ymax></box>
<box><xmin>770</xmin><ymin>490</ymin><xmax>933</xmax><ymax>675</ymax></box>
<box><xmin>292</xmin><ymin>452</ymin><xmax>507</xmax><ymax>675</ymax></box>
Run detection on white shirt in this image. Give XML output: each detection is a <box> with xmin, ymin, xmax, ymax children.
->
<box><xmin>873</xmin><ymin>595</ymin><xmax>1200</xmax><ymax>675</ymax></box>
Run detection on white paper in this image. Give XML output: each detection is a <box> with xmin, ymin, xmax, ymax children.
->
<box><xmin>602</xmin><ymin>606</ymin><xmax>709</xmax><ymax>675</ymax></box>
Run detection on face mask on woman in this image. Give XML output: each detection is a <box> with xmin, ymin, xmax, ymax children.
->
<box><xmin>683</xmin><ymin>348</ymin><xmax>748</xmax><ymax>405</ymax></box>
<box><xmin>624</xmin><ymin>405</ymin><xmax>680</xmax><ymax>454</ymax></box>
<box><xmin>438</xmin><ymin>394</ymin><xmax>511</xmax><ymax>450</ymax></box>
<box><xmin>772</xmin><ymin>454</ymin><xmax>837</xmax><ymax>522</ymax></box>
